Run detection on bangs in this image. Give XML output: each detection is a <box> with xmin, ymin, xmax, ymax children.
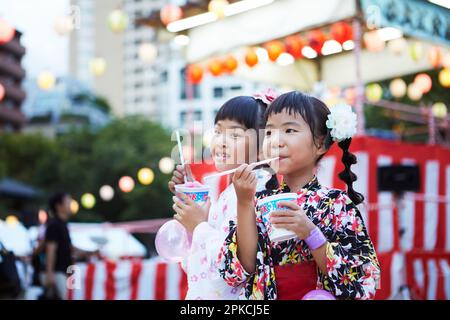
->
<box><xmin>214</xmin><ymin>96</ymin><xmax>263</xmax><ymax>130</ymax></box>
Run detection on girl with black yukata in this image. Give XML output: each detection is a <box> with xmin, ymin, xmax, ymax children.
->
<box><xmin>217</xmin><ymin>91</ymin><xmax>381</xmax><ymax>300</ymax></box>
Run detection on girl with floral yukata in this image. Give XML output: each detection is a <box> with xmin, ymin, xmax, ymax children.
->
<box><xmin>218</xmin><ymin>91</ymin><xmax>380</xmax><ymax>300</ymax></box>
<box><xmin>168</xmin><ymin>90</ymin><xmax>278</xmax><ymax>300</ymax></box>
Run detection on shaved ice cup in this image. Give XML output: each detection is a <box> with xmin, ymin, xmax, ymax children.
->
<box><xmin>174</xmin><ymin>182</ymin><xmax>210</xmax><ymax>205</ymax></box>
<box><xmin>257</xmin><ymin>193</ymin><xmax>299</xmax><ymax>242</ymax></box>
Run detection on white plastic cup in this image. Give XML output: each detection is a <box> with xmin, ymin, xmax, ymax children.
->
<box><xmin>257</xmin><ymin>193</ymin><xmax>298</xmax><ymax>242</ymax></box>
<box><xmin>174</xmin><ymin>184</ymin><xmax>210</xmax><ymax>205</ymax></box>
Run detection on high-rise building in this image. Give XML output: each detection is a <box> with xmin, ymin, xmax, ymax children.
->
<box><xmin>69</xmin><ymin>0</ymin><xmax>163</xmax><ymax>118</ymax></box>
<box><xmin>0</xmin><ymin>29</ymin><xmax>26</xmax><ymax>132</ymax></box>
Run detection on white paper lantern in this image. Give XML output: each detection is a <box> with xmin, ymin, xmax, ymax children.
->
<box><xmin>54</xmin><ymin>16</ymin><xmax>73</xmax><ymax>36</ymax></box>
<box><xmin>387</xmin><ymin>37</ymin><xmax>406</xmax><ymax>55</ymax></box>
<box><xmin>159</xmin><ymin>157</ymin><xmax>175</xmax><ymax>174</ymax></box>
<box><xmin>208</xmin><ymin>0</ymin><xmax>229</xmax><ymax>18</ymax></box>
<box><xmin>407</xmin><ymin>83</ymin><xmax>423</xmax><ymax>101</ymax></box>
<box><xmin>99</xmin><ymin>185</ymin><xmax>114</xmax><ymax>201</ymax></box>
<box><xmin>138</xmin><ymin>43</ymin><xmax>158</xmax><ymax>64</ymax></box>
<box><xmin>389</xmin><ymin>78</ymin><xmax>407</xmax><ymax>98</ymax></box>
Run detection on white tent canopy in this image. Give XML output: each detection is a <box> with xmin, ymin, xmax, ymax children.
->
<box><xmin>0</xmin><ymin>220</ymin><xmax>33</xmax><ymax>257</ymax></box>
<box><xmin>69</xmin><ymin>223</ymin><xmax>147</xmax><ymax>259</ymax></box>
<box><xmin>187</xmin><ymin>0</ymin><xmax>356</xmax><ymax>62</ymax></box>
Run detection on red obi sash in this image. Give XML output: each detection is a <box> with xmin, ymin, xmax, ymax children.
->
<box><xmin>274</xmin><ymin>262</ymin><xmax>317</xmax><ymax>300</ymax></box>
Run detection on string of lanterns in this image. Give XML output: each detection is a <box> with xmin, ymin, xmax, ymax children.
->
<box><xmin>75</xmin><ymin>157</ymin><xmax>175</xmax><ymax>211</ymax></box>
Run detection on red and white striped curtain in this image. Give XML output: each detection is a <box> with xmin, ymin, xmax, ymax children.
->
<box><xmin>67</xmin><ymin>136</ymin><xmax>450</xmax><ymax>300</ymax></box>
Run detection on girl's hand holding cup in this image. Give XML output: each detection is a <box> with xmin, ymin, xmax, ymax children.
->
<box><xmin>173</xmin><ymin>193</ymin><xmax>211</xmax><ymax>233</ymax></box>
<box><xmin>168</xmin><ymin>164</ymin><xmax>193</xmax><ymax>193</ymax></box>
<box><xmin>270</xmin><ymin>201</ymin><xmax>316</xmax><ymax>240</ymax></box>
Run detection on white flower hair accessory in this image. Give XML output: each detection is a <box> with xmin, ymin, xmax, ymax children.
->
<box><xmin>325</xmin><ymin>103</ymin><xmax>357</xmax><ymax>142</ymax></box>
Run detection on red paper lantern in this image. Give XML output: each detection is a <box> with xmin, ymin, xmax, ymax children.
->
<box><xmin>160</xmin><ymin>5</ymin><xmax>183</xmax><ymax>26</ymax></box>
<box><xmin>330</xmin><ymin>22</ymin><xmax>353</xmax><ymax>45</ymax></box>
<box><xmin>0</xmin><ymin>18</ymin><xmax>15</xmax><ymax>44</ymax></box>
<box><xmin>427</xmin><ymin>46</ymin><xmax>442</xmax><ymax>68</ymax></box>
<box><xmin>265</xmin><ymin>41</ymin><xmax>285</xmax><ymax>62</ymax></box>
<box><xmin>285</xmin><ymin>35</ymin><xmax>305</xmax><ymax>59</ymax></box>
<box><xmin>0</xmin><ymin>83</ymin><xmax>5</xmax><ymax>101</ymax></box>
<box><xmin>222</xmin><ymin>55</ymin><xmax>238</xmax><ymax>73</ymax></box>
<box><xmin>208</xmin><ymin>59</ymin><xmax>223</xmax><ymax>76</ymax></box>
<box><xmin>187</xmin><ymin>65</ymin><xmax>203</xmax><ymax>84</ymax></box>
<box><xmin>245</xmin><ymin>48</ymin><xmax>258</xmax><ymax>67</ymax></box>
<box><xmin>414</xmin><ymin>73</ymin><xmax>432</xmax><ymax>94</ymax></box>
<box><xmin>307</xmin><ymin>29</ymin><xmax>327</xmax><ymax>54</ymax></box>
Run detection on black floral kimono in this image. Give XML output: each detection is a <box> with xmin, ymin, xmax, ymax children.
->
<box><xmin>217</xmin><ymin>176</ymin><xmax>381</xmax><ymax>300</ymax></box>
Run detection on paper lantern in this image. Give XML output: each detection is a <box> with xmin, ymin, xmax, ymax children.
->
<box><xmin>208</xmin><ymin>0</ymin><xmax>229</xmax><ymax>19</ymax></box>
<box><xmin>330</xmin><ymin>22</ymin><xmax>353</xmax><ymax>45</ymax></box>
<box><xmin>159</xmin><ymin>157</ymin><xmax>175</xmax><ymax>174</ymax></box>
<box><xmin>442</xmin><ymin>52</ymin><xmax>450</xmax><ymax>69</ymax></box>
<box><xmin>389</xmin><ymin>78</ymin><xmax>407</xmax><ymax>98</ymax></box>
<box><xmin>108</xmin><ymin>9</ymin><xmax>128</xmax><ymax>33</ymax></box>
<box><xmin>245</xmin><ymin>48</ymin><xmax>259</xmax><ymax>67</ymax></box>
<box><xmin>70</xmin><ymin>200</ymin><xmax>79</xmax><ymax>214</ymax></box>
<box><xmin>363</xmin><ymin>31</ymin><xmax>385</xmax><ymax>52</ymax></box>
<box><xmin>0</xmin><ymin>18</ymin><xmax>15</xmax><ymax>44</ymax></box>
<box><xmin>432</xmin><ymin>102</ymin><xmax>447</xmax><ymax>119</ymax></box>
<box><xmin>187</xmin><ymin>64</ymin><xmax>203</xmax><ymax>84</ymax></box>
<box><xmin>81</xmin><ymin>193</ymin><xmax>96</xmax><ymax>209</ymax></box>
<box><xmin>208</xmin><ymin>59</ymin><xmax>223</xmax><ymax>76</ymax></box>
<box><xmin>54</xmin><ymin>16</ymin><xmax>73</xmax><ymax>36</ymax></box>
<box><xmin>365</xmin><ymin>83</ymin><xmax>383</xmax><ymax>102</ymax></box>
<box><xmin>89</xmin><ymin>58</ymin><xmax>106</xmax><ymax>76</ymax></box>
<box><xmin>265</xmin><ymin>41</ymin><xmax>285</xmax><ymax>62</ymax></box>
<box><xmin>138</xmin><ymin>43</ymin><xmax>158</xmax><ymax>64</ymax></box>
<box><xmin>160</xmin><ymin>4</ymin><xmax>183</xmax><ymax>26</ymax></box>
<box><xmin>0</xmin><ymin>83</ymin><xmax>5</xmax><ymax>101</ymax></box>
<box><xmin>439</xmin><ymin>68</ymin><xmax>450</xmax><ymax>88</ymax></box>
<box><xmin>307</xmin><ymin>30</ymin><xmax>327</xmax><ymax>53</ymax></box>
<box><xmin>407</xmin><ymin>83</ymin><xmax>423</xmax><ymax>101</ymax></box>
<box><xmin>285</xmin><ymin>36</ymin><xmax>305</xmax><ymax>59</ymax></box>
<box><xmin>387</xmin><ymin>37</ymin><xmax>407</xmax><ymax>55</ymax></box>
<box><xmin>222</xmin><ymin>55</ymin><xmax>238</xmax><ymax>73</ymax></box>
<box><xmin>409</xmin><ymin>42</ymin><xmax>423</xmax><ymax>62</ymax></box>
<box><xmin>119</xmin><ymin>176</ymin><xmax>135</xmax><ymax>193</ymax></box>
<box><xmin>428</xmin><ymin>47</ymin><xmax>442</xmax><ymax>68</ymax></box>
<box><xmin>99</xmin><ymin>185</ymin><xmax>114</xmax><ymax>201</ymax></box>
<box><xmin>37</xmin><ymin>71</ymin><xmax>56</xmax><ymax>91</ymax></box>
<box><xmin>138</xmin><ymin>168</ymin><xmax>154</xmax><ymax>185</ymax></box>
<box><xmin>414</xmin><ymin>73</ymin><xmax>432</xmax><ymax>94</ymax></box>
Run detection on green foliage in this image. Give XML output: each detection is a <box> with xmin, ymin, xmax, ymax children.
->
<box><xmin>0</xmin><ymin>117</ymin><xmax>175</xmax><ymax>223</ymax></box>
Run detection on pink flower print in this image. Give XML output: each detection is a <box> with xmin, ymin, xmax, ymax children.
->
<box><xmin>200</xmin><ymin>256</ymin><xmax>207</xmax><ymax>264</ymax></box>
<box><xmin>231</xmin><ymin>287</ymin><xmax>238</xmax><ymax>294</ymax></box>
<box><xmin>201</xmin><ymin>272</ymin><xmax>207</xmax><ymax>279</ymax></box>
<box><xmin>191</xmin><ymin>275</ymin><xmax>199</xmax><ymax>282</ymax></box>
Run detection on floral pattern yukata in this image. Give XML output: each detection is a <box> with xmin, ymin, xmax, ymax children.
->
<box><xmin>217</xmin><ymin>176</ymin><xmax>381</xmax><ymax>300</ymax></box>
<box><xmin>182</xmin><ymin>169</ymin><xmax>272</xmax><ymax>300</ymax></box>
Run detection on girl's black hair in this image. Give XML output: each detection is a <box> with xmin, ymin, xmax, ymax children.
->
<box><xmin>265</xmin><ymin>91</ymin><xmax>364</xmax><ymax>205</ymax></box>
<box><xmin>215</xmin><ymin>96</ymin><xmax>266</xmax><ymax>133</ymax></box>
<box><xmin>215</xmin><ymin>95</ymin><xmax>279</xmax><ymax>189</ymax></box>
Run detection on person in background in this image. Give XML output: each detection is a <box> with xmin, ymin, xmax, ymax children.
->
<box><xmin>42</xmin><ymin>192</ymin><xmax>98</xmax><ymax>300</ymax></box>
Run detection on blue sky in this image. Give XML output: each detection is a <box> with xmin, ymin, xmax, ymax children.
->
<box><xmin>0</xmin><ymin>0</ymin><xmax>69</xmax><ymax>78</ymax></box>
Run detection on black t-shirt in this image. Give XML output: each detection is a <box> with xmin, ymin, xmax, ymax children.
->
<box><xmin>45</xmin><ymin>217</ymin><xmax>73</xmax><ymax>273</ymax></box>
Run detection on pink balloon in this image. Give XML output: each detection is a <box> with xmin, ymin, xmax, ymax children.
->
<box><xmin>155</xmin><ymin>220</ymin><xmax>190</xmax><ymax>262</ymax></box>
<box><xmin>302</xmin><ymin>289</ymin><xmax>336</xmax><ymax>300</ymax></box>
